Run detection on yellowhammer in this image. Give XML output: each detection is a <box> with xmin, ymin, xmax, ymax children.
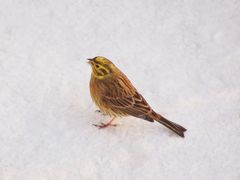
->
<box><xmin>88</xmin><ymin>56</ymin><xmax>187</xmax><ymax>137</ymax></box>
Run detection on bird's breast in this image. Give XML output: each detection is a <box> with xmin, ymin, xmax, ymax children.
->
<box><xmin>89</xmin><ymin>76</ymin><xmax>128</xmax><ymax>117</ymax></box>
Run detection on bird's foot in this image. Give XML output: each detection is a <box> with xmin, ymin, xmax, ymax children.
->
<box><xmin>93</xmin><ymin>122</ymin><xmax>117</xmax><ymax>129</ymax></box>
<box><xmin>93</xmin><ymin>117</ymin><xmax>117</xmax><ymax>129</ymax></box>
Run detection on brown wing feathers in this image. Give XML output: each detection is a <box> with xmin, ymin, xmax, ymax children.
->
<box><xmin>90</xmin><ymin>57</ymin><xmax>186</xmax><ymax>137</ymax></box>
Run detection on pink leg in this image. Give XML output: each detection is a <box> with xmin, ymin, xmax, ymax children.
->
<box><xmin>93</xmin><ymin>117</ymin><xmax>117</xmax><ymax>129</ymax></box>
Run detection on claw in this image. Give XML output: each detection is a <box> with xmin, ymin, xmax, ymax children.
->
<box><xmin>92</xmin><ymin>117</ymin><xmax>116</xmax><ymax>129</ymax></box>
<box><xmin>92</xmin><ymin>123</ymin><xmax>117</xmax><ymax>129</ymax></box>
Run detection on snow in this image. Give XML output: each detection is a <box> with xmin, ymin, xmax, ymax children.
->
<box><xmin>0</xmin><ymin>0</ymin><xmax>240</xmax><ymax>179</ymax></box>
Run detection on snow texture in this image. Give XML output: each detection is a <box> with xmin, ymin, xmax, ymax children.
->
<box><xmin>0</xmin><ymin>0</ymin><xmax>240</xmax><ymax>179</ymax></box>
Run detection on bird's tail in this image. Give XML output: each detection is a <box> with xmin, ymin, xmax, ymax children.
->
<box><xmin>152</xmin><ymin>112</ymin><xmax>187</xmax><ymax>138</ymax></box>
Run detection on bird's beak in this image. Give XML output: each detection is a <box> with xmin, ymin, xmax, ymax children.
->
<box><xmin>87</xmin><ymin>58</ymin><xmax>94</xmax><ymax>65</ymax></box>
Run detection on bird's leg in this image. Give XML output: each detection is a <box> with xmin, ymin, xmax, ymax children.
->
<box><xmin>93</xmin><ymin>117</ymin><xmax>117</xmax><ymax>129</ymax></box>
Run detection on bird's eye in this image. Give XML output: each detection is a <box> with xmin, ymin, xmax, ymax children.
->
<box><xmin>95</xmin><ymin>64</ymin><xmax>99</xmax><ymax>68</ymax></box>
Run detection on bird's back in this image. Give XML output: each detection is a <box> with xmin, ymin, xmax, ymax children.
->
<box><xmin>90</xmin><ymin>69</ymin><xmax>157</xmax><ymax>120</ymax></box>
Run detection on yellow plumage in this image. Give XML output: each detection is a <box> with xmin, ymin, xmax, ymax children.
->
<box><xmin>88</xmin><ymin>56</ymin><xmax>186</xmax><ymax>137</ymax></box>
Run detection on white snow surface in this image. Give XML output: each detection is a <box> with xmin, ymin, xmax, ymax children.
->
<box><xmin>0</xmin><ymin>0</ymin><xmax>240</xmax><ymax>179</ymax></box>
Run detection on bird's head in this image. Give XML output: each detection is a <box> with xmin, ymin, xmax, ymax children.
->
<box><xmin>88</xmin><ymin>56</ymin><xmax>115</xmax><ymax>80</ymax></box>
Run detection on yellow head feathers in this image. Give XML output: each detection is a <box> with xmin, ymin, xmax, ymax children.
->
<box><xmin>88</xmin><ymin>56</ymin><xmax>114</xmax><ymax>80</ymax></box>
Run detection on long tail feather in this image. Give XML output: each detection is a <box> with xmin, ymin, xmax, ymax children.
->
<box><xmin>153</xmin><ymin>113</ymin><xmax>187</xmax><ymax>137</ymax></box>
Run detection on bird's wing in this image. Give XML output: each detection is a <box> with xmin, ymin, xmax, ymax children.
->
<box><xmin>103</xmin><ymin>92</ymin><xmax>154</xmax><ymax>122</ymax></box>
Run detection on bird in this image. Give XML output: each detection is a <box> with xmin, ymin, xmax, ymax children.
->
<box><xmin>88</xmin><ymin>56</ymin><xmax>187</xmax><ymax>137</ymax></box>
